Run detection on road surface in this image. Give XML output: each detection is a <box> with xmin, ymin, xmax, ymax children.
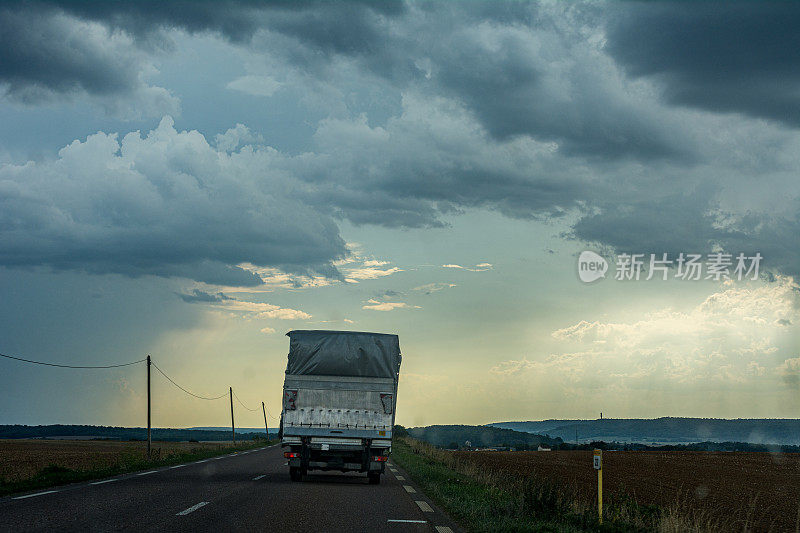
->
<box><xmin>0</xmin><ymin>444</ymin><xmax>461</xmax><ymax>532</ymax></box>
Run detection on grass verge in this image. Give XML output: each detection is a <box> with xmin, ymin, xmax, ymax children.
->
<box><xmin>0</xmin><ymin>438</ymin><xmax>277</xmax><ymax>497</ymax></box>
<box><xmin>391</xmin><ymin>437</ymin><xmax>713</xmax><ymax>533</ymax></box>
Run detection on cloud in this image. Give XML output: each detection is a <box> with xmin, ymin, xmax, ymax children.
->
<box><xmin>178</xmin><ymin>289</ymin><xmax>233</xmax><ymax>303</ymax></box>
<box><xmin>361</xmin><ymin>299</ymin><xmax>419</xmax><ymax>312</ymax></box>
<box><xmin>442</xmin><ymin>263</ymin><xmax>492</xmax><ymax>272</ymax></box>
<box><xmin>413</xmin><ymin>283</ymin><xmax>456</xmax><ymax>295</ymax></box>
<box><xmin>778</xmin><ymin>357</ymin><xmax>800</xmax><ymax>388</ymax></box>
<box><xmin>605</xmin><ymin>3</ymin><xmax>800</xmax><ymax>127</ymax></box>
<box><xmin>226</xmin><ymin>75</ymin><xmax>281</xmax><ymax>97</ymax></box>
<box><xmin>344</xmin><ymin>266</ymin><xmax>403</xmax><ymax>280</ymax></box>
<box><xmin>178</xmin><ymin>289</ymin><xmax>310</xmax><ymax>320</ymax></box>
<box><xmin>260</xmin><ymin>326</ymin><xmax>276</xmax><ymax>334</ymax></box>
<box><xmin>0</xmin><ymin>6</ymin><xmax>178</xmax><ymax>117</ymax></box>
<box><xmin>3</xmin><ymin>1</ymin><xmax>800</xmax><ymax>281</ymax></box>
<box><xmin>214</xmin><ymin>124</ymin><xmax>264</xmax><ymax>152</ymax></box>
<box><xmin>532</xmin><ymin>278</ymin><xmax>799</xmax><ymax>386</ymax></box>
<box><xmin>0</xmin><ymin>116</ymin><xmax>346</xmax><ymax>285</ymax></box>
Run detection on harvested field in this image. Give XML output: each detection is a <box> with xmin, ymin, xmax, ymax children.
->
<box><xmin>453</xmin><ymin>449</ymin><xmax>800</xmax><ymax>532</ymax></box>
<box><xmin>0</xmin><ymin>439</ymin><xmax>236</xmax><ymax>482</ymax></box>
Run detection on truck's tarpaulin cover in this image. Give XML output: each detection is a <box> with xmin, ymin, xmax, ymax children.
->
<box><xmin>286</xmin><ymin>330</ymin><xmax>401</xmax><ymax>380</ymax></box>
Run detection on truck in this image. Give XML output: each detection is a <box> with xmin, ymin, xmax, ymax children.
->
<box><xmin>279</xmin><ymin>330</ymin><xmax>401</xmax><ymax>484</ymax></box>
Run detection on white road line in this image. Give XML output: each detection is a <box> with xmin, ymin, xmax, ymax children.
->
<box><xmin>396</xmin><ymin>475</ymin><xmax>405</xmax><ymax>481</ymax></box>
<box><xmin>90</xmin><ymin>479</ymin><xmax>118</xmax><ymax>485</ymax></box>
<box><xmin>169</xmin><ymin>464</ymin><xmax>186</xmax><ymax>469</ymax></box>
<box><xmin>176</xmin><ymin>501</ymin><xmax>209</xmax><ymax>516</ymax></box>
<box><xmin>387</xmin><ymin>519</ymin><xmax>427</xmax><ymax>523</ymax></box>
<box><xmin>403</xmin><ymin>485</ymin><xmax>417</xmax><ymax>493</ymax></box>
<box><xmin>137</xmin><ymin>470</ymin><xmax>157</xmax><ymax>476</ymax></box>
<box><xmin>12</xmin><ymin>490</ymin><xmax>57</xmax><ymax>500</ymax></box>
<box><xmin>435</xmin><ymin>527</ymin><xmax>454</xmax><ymax>533</ymax></box>
<box><xmin>415</xmin><ymin>501</ymin><xmax>434</xmax><ymax>513</ymax></box>
<box><xmin>196</xmin><ymin>459</ymin><xmax>209</xmax><ymax>463</ymax></box>
<box><xmin>253</xmin><ymin>475</ymin><xmax>266</xmax><ymax>480</ymax></box>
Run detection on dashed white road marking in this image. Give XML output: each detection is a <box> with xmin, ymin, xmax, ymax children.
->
<box><xmin>137</xmin><ymin>470</ymin><xmax>157</xmax><ymax>476</ymax></box>
<box><xmin>415</xmin><ymin>501</ymin><xmax>434</xmax><ymax>513</ymax></box>
<box><xmin>435</xmin><ymin>527</ymin><xmax>454</xmax><ymax>533</ymax></box>
<box><xmin>176</xmin><ymin>501</ymin><xmax>209</xmax><ymax>516</ymax></box>
<box><xmin>12</xmin><ymin>490</ymin><xmax>57</xmax><ymax>500</ymax></box>
<box><xmin>169</xmin><ymin>464</ymin><xmax>186</xmax><ymax>469</ymax></box>
<box><xmin>387</xmin><ymin>519</ymin><xmax>427</xmax><ymax>523</ymax></box>
<box><xmin>253</xmin><ymin>475</ymin><xmax>266</xmax><ymax>480</ymax></box>
<box><xmin>196</xmin><ymin>459</ymin><xmax>209</xmax><ymax>464</ymax></box>
<box><xmin>90</xmin><ymin>479</ymin><xmax>118</xmax><ymax>485</ymax></box>
<box><xmin>403</xmin><ymin>485</ymin><xmax>417</xmax><ymax>493</ymax></box>
<box><xmin>396</xmin><ymin>475</ymin><xmax>405</xmax><ymax>481</ymax></box>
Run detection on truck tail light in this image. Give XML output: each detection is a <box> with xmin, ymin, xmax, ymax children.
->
<box><xmin>284</xmin><ymin>452</ymin><xmax>300</xmax><ymax>458</ymax></box>
<box><xmin>371</xmin><ymin>455</ymin><xmax>388</xmax><ymax>462</ymax></box>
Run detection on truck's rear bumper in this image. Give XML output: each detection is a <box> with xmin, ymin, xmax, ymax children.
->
<box><xmin>288</xmin><ymin>457</ymin><xmax>385</xmax><ymax>472</ymax></box>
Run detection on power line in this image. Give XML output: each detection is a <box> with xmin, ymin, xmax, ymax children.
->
<box><xmin>0</xmin><ymin>352</ymin><xmax>145</xmax><ymax>369</ymax></box>
<box><xmin>151</xmin><ymin>362</ymin><xmax>227</xmax><ymax>401</ymax></box>
<box><xmin>232</xmin><ymin>389</ymin><xmax>258</xmax><ymax>412</ymax></box>
<box><xmin>263</xmin><ymin>403</ymin><xmax>278</xmax><ymax>420</ymax></box>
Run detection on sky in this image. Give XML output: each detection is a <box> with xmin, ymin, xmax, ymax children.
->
<box><xmin>0</xmin><ymin>1</ymin><xmax>798</xmax><ymax>429</ymax></box>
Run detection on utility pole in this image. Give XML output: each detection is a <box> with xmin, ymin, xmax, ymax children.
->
<box><xmin>146</xmin><ymin>354</ymin><xmax>151</xmax><ymax>458</ymax></box>
<box><xmin>230</xmin><ymin>386</ymin><xmax>235</xmax><ymax>444</ymax></box>
<box><xmin>262</xmin><ymin>401</ymin><xmax>270</xmax><ymax>440</ymax></box>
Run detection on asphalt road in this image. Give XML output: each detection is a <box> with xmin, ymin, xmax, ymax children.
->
<box><xmin>0</xmin><ymin>445</ymin><xmax>461</xmax><ymax>532</ymax></box>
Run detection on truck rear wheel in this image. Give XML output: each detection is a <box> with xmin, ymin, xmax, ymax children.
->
<box><xmin>368</xmin><ymin>472</ymin><xmax>381</xmax><ymax>485</ymax></box>
<box><xmin>290</xmin><ymin>467</ymin><xmax>303</xmax><ymax>482</ymax></box>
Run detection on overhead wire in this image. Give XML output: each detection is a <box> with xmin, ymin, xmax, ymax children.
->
<box><xmin>232</xmin><ymin>389</ymin><xmax>258</xmax><ymax>412</ymax></box>
<box><xmin>0</xmin><ymin>352</ymin><xmax>145</xmax><ymax>369</ymax></box>
<box><xmin>1</xmin><ymin>351</ymin><xmax>278</xmax><ymax>421</ymax></box>
<box><xmin>151</xmin><ymin>361</ymin><xmax>228</xmax><ymax>401</ymax></box>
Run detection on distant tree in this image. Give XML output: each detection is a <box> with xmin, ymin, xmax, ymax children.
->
<box><xmin>393</xmin><ymin>424</ymin><xmax>409</xmax><ymax>437</ymax></box>
<box><xmin>446</xmin><ymin>441</ymin><xmax>459</xmax><ymax>450</ymax></box>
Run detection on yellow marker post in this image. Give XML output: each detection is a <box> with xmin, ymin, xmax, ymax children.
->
<box><xmin>593</xmin><ymin>449</ymin><xmax>603</xmax><ymax>524</ymax></box>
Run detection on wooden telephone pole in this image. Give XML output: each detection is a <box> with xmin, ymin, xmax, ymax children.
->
<box><xmin>229</xmin><ymin>386</ymin><xmax>235</xmax><ymax>444</ymax></box>
<box><xmin>146</xmin><ymin>355</ymin><xmax>151</xmax><ymax>458</ymax></box>
<box><xmin>268</xmin><ymin>402</ymin><xmax>269</xmax><ymax>440</ymax></box>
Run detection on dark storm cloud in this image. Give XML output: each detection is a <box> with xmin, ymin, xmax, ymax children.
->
<box><xmin>2</xmin><ymin>0</ymin><xmax>799</xmax><ymax>281</ymax></box>
<box><xmin>0</xmin><ymin>118</ymin><xmax>347</xmax><ymax>285</ymax></box>
<box><xmin>605</xmin><ymin>2</ymin><xmax>800</xmax><ymax>126</ymax></box>
<box><xmin>0</xmin><ymin>0</ymin><xmax>402</xmax><ymax>106</ymax></box>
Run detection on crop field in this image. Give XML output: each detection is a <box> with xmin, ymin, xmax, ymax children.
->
<box><xmin>0</xmin><ymin>439</ymin><xmax>239</xmax><ymax>482</ymax></box>
<box><xmin>453</xmin><ymin>449</ymin><xmax>800</xmax><ymax>531</ymax></box>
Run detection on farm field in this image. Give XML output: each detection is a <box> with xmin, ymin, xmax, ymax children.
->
<box><xmin>454</xmin><ymin>449</ymin><xmax>800</xmax><ymax>532</ymax></box>
<box><xmin>0</xmin><ymin>439</ymin><xmax>246</xmax><ymax>483</ymax></box>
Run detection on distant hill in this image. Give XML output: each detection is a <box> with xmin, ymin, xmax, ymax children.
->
<box><xmin>489</xmin><ymin>418</ymin><xmax>800</xmax><ymax>445</ymax></box>
<box><xmin>408</xmin><ymin>424</ymin><xmax>561</xmax><ymax>449</ymax></box>
<box><xmin>0</xmin><ymin>424</ymin><xmax>269</xmax><ymax>441</ymax></box>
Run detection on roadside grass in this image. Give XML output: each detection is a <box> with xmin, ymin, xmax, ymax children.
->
<box><xmin>391</xmin><ymin>437</ymin><xmax>715</xmax><ymax>533</ymax></box>
<box><xmin>0</xmin><ymin>438</ymin><xmax>277</xmax><ymax>497</ymax></box>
